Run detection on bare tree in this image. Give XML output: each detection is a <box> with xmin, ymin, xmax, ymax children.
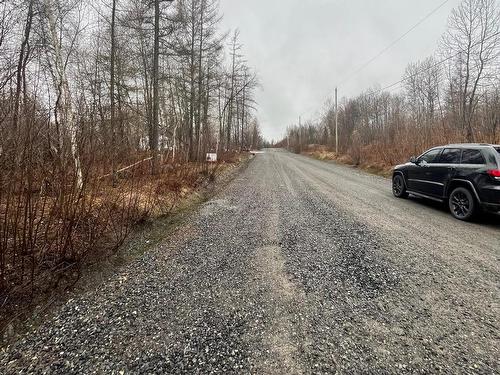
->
<box><xmin>441</xmin><ymin>0</ymin><xmax>500</xmax><ymax>141</ymax></box>
<box><xmin>150</xmin><ymin>0</ymin><xmax>161</xmax><ymax>174</ymax></box>
<box><xmin>42</xmin><ymin>0</ymin><xmax>83</xmax><ymax>190</ymax></box>
<box><xmin>226</xmin><ymin>29</ymin><xmax>241</xmax><ymax>151</ymax></box>
<box><xmin>12</xmin><ymin>0</ymin><xmax>34</xmax><ymax>140</ymax></box>
<box><xmin>110</xmin><ymin>0</ymin><xmax>118</xmax><ymax>182</ymax></box>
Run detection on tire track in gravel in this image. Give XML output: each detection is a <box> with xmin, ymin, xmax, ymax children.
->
<box><xmin>251</xmin><ymin>236</ymin><xmax>306</xmax><ymax>372</ymax></box>
<box><xmin>242</xmin><ymin>152</ymin><xmax>308</xmax><ymax>374</ymax></box>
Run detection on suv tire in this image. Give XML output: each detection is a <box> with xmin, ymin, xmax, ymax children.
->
<box><xmin>392</xmin><ymin>174</ymin><xmax>408</xmax><ymax>198</ymax></box>
<box><xmin>449</xmin><ymin>187</ymin><xmax>476</xmax><ymax>221</ymax></box>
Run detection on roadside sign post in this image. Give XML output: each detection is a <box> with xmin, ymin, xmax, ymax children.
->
<box><xmin>206</xmin><ymin>153</ymin><xmax>217</xmax><ymax>162</ymax></box>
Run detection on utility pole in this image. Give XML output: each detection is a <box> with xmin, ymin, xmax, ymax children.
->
<box><xmin>335</xmin><ymin>87</ymin><xmax>338</xmax><ymax>154</ymax></box>
<box><xmin>299</xmin><ymin>115</ymin><xmax>302</xmax><ymax>152</ymax></box>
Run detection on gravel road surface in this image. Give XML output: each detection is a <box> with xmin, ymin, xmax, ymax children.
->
<box><xmin>1</xmin><ymin>149</ymin><xmax>499</xmax><ymax>374</ymax></box>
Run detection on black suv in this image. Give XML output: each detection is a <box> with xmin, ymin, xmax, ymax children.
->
<box><xmin>392</xmin><ymin>143</ymin><xmax>500</xmax><ymax>220</ymax></box>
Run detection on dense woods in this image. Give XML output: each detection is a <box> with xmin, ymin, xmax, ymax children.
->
<box><xmin>0</xmin><ymin>0</ymin><xmax>262</xmax><ymax>310</ymax></box>
<box><xmin>282</xmin><ymin>0</ymin><xmax>500</xmax><ymax>172</ymax></box>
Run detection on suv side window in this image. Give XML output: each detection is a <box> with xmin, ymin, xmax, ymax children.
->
<box><xmin>418</xmin><ymin>148</ymin><xmax>442</xmax><ymax>164</ymax></box>
<box><xmin>436</xmin><ymin>148</ymin><xmax>461</xmax><ymax>164</ymax></box>
<box><xmin>461</xmin><ymin>149</ymin><xmax>486</xmax><ymax>164</ymax></box>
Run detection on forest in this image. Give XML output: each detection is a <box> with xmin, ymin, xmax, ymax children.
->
<box><xmin>282</xmin><ymin>0</ymin><xmax>500</xmax><ymax>175</ymax></box>
<box><xmin>0</xmin><ymin>0</ymin><xmax>262</xmax><ymax>312</ymax></box>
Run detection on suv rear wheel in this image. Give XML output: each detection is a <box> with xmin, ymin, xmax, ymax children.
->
<box><xmin>449</xmin><ymin>187</ymin><xmax>476</xmax><ymax>221</ymax></box>
<box><xmin>392</xmin><ymin>174</ymin><xmax>408</xmax><ymax>198</ymax></box>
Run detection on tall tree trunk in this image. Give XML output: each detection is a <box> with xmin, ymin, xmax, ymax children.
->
<box><xmin>188</xmin><ymin>2</ymin><xmax>196</xmax><ymax>161</ymax></box>
<box><xmin>196</xmin><ymin>0</ymin><xmax>205</xmax><ymax>161</ymax></box>
<box><xmin>227</xmin><ymin>36</ymin><xmax>237</xmax><ymax>151</ymax></box>
<box><xmin>45</xmin><ymin>0</ymin><xmax>83</xmax><ymax>191</ymax></box>
<box><xmin>12</xmin><ymin>0</ymin><xmax>34</xmax><ymax>142</ymax></box>
<box><xmin>110</xmin><ymin>0</ymin><xmax>117</xmax><ymax>184</ymax></box>
<box><xmin>151</xmin><ymin>0</ymin><xmax>160</xmax><ymax>174</ymax></box>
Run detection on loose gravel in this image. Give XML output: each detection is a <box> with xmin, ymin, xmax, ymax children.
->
<box><xmin>1</xmin><ymin>149</ymin><xmax>498</xmax><ymax>374</ymax></box>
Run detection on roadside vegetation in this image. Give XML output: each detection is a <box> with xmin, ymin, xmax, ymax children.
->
<box><xmin>280</xmin><ymin>0</ymin><xmax>500</xmax><ymax>175</ymax></box>
<box><xmin>0</xmin><ymin>0</ymin><xmax>263</xmax><ymax>330</ymax></box>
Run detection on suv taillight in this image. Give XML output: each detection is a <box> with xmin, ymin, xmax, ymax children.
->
<box><xmin>487</xmin><ymin>169</ymin><xmax>500</xmax><ymax>179</ymax></box>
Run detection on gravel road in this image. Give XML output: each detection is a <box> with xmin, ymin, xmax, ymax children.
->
<box><xmin>1</xmin><ymin>149</ymin><xmax>499</xmax><ymax>374</ymax></box>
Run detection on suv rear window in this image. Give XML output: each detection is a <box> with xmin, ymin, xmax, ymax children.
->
<box><xmin>461</xmin><ymin>149</ymin><xmax>486</xmax><ymax>164</ymax></box>
<box><xmin>436</xmin><ymin>148</ymin><xmax>461</xmax><ymax>164</ymax></box>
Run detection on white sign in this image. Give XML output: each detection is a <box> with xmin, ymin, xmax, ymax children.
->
<box><xmin>206</xmin><ymin>153</ymin><xmax>218</xmax><ymax>162</ymax></box>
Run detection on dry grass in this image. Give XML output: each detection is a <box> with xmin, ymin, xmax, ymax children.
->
<box><xmin>302</xmin><ymin>148</ymin><xmax>395</xmax><ymax>177</ymax></box>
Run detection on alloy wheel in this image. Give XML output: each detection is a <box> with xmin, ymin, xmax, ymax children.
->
<box><xmin>393</xmin><ymin>176</ymin><xmax>404</xmax><ymax>196</ymax></box>
<box><xmin>451</xmin><ymin>191</ymin><xmax>471</xmax><ymax>219</ymax></box>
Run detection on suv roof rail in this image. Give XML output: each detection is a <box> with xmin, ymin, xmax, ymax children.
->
<box><xmin>445</xmin><ymin>143</ymin><xmax>493</xmax><ymax>147</ymax></box>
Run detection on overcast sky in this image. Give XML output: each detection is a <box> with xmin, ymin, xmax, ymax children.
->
<box><xmin>219</xmin><ymin>0</ymin><xmax>462</xmax><ymax>141</ymax></box>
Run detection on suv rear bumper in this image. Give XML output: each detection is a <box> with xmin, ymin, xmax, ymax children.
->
<box><xmin>480</xmin><ymin>185</ymin><xmax>500</xmax><ymax>212</ymax></box>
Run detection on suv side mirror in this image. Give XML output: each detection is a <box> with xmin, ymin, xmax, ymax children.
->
<box><xmin>410</xmin><ymin>156</ymin><xmax>418</xmax><ymax>164</ymax></box>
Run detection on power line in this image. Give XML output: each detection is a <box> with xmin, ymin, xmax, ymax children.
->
<box><xmin>297</xmin><ymin>53</ymin><xmax>458</xmax><ymax>125</ymax></box>
<box><xmin>373</xmin><ymin>52</ymin><xmax>458</xmax><ymax>95</ymax></box>
<box><xmin>293</xmin><ymin>1</ymin><xmax>451</xmax><ymax>125</ymax></box>
<box><xmin>290</xmin><ymin>2</ymin><xmax>500</xmax><ymax>128</ymax></box>
<box><xmin>367</xmin><ymin>29</ymin><xmax>500</xmax><ymax>97</ymax></box>
<box><xmin>338</xmin><ymin>0</ymin><xmax>451</xmax><ymax>86</ymax></box>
